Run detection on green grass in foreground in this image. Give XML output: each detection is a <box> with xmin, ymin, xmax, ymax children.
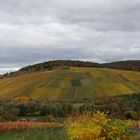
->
<box><xmin>0</xmin><ymin>125</ymin><xmax>139</xmax><ymax>140</ymax></box>
<box><xmin>130</xmin><ymin>134</ymin><xmax>140</xmax><ymax>140</ymax></box>
<box><xmin>0</xmin><ymin>128</ymin><xmax>68</xmax><ymax>140</ymax></box>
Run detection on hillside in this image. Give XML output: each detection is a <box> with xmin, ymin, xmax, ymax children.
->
<box><xmin>0</xmin><ymin>67</ymin><xmax>140</xmax><ymax>101</ymax></box>
<box><xmin>2</xmin><ymin>60</ymin><xmax>100</xmax><ymax>78</ymax></box>
<box><xmin>1</xmin><ymin>60</ymin><xmax>140</xmax><ymax>78</ymax></box>
<box><xmin>102</xmin><ymin>60</ymin><xmax>140</xmax><ymax>71</ymax></box>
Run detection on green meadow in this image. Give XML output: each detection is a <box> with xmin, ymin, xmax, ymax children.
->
<box><xmin>0</xmin><ymin>128</ymin><xmax>68</xmax><ymax>140</ymax></box>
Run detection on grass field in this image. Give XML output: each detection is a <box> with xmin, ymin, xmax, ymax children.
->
<box><xmin>0</xmin><ymin>125</ymin><xmax>139</xmax><ymax>140</ymax></box>
<box><xmin>0</xmin><ymin>67</ymin><xmax>140</xmax><ymax>101</ymax></box>
<box><xmin>0</xmin><ymin>128</ymin><xmax>67</xmax><ymax>140</ymax></box>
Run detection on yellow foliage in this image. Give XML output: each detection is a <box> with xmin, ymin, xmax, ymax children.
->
<box><xmin>67</xmin><ymin>112</ymin><xmax>131</xmax><ymax>140</ymax></box>
<box><xmin>14</xmin><ymin>96</ymin><xmax>31</xmax><ymax>103</ymax></box>
<box><xmin>114</xmin><ymin>83</ymin><xmax>133</xmax><ymax>94</ymax></box>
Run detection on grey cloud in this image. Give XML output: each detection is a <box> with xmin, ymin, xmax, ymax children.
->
<box><xmin>0</xmin><ymin>0</ymin><xmax>140</xmax><ymax>73</ymax></box>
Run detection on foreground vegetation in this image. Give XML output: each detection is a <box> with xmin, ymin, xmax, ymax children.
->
<box><xmin>0</xmin><ymin>93</ymin><xmax>140</xmax><ymax>139</ymax></box>
<box><xmin>1</xmin><ymin>94</ymin><xmax>139</xmax><ymax>121</ymax></box>
<box><xmin>67</xmin><ymin>112</ymin><xmax>140</xmax><ymax>140</ymax></box>
<box><xmin>0</xmin><ymin>128</ymin><xmax>67</xmax><ymax>140</ymax></box>
<box><xmin>0</xmin><ymin>64</ymin><xmax>139</xmax><ymax>139</ymax></box>
<box><xmin>0</xmin><ymin>112</ymin><xmax>139</xmax><ymax>140</ymax></box>
<box><xmin>0</xmin><ymin>121</ymin><xmax>63</xmax><ymax>132</ymax></box>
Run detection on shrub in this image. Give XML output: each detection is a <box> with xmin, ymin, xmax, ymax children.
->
<box><xmin>124</xmin><ymin>111</ymin><xmax>138</xmax><ymax>120</ymax></box>
<box><xmin>0</xmin><ymin>107</ymin><xmax>19</xmax><ymax>121</ymax></box>
<box><xmin>14</xmin><ymin>96</ymin><xmax>31</xmax><ymax>103</ymax></box>
<box><xmin>37</xmin><ymin>115</ymin><xmax>56</xmax><ymax>122</ymax></box>
<box><xmin>67</xmin><ymin>112</ymin><xmax>132</xmax><ymax>140</ymax></box>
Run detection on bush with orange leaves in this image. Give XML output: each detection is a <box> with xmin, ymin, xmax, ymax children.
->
<box><xmin>0</xmin><ymin>122</ymin><xmax>31</xmax><ymax>132</ymax></box>
<box><xmin>0</xmin><ymin>121</ymin><xmax>63</xmax><ymax>133</ymax></box>
<box><xmin>67</xmin><ymin>112</ymin><xmax>132</xmax><ymax>140</ymax></box>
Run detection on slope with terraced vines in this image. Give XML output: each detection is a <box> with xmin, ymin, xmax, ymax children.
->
<box><xmin>0</xmin><ymin>67</ymin><xmax>140</xmax><ymax>101</ymax></box>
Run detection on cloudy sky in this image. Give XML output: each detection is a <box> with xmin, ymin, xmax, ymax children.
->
<box><xmin>0</xmin><ymin>0</ymin><xmax>140</xmax><ymax>74</ymax></box>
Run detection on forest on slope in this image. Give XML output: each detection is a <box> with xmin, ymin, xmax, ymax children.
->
<box><xmin>2</xmin><ymin>60</ymin><xmax>140</xmax><ymax>78</ymax></box>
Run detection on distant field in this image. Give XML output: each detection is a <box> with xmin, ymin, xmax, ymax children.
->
<box><xmin>0</xmin><ymin>67</ymin><xmax>140</xmax><ymax>101</ymax></box>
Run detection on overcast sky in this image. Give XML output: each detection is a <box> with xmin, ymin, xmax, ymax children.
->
<box><xmin>0</xmin><ymin>0</ymin><xmax>140</xmax><ymax>74</ymax></box>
